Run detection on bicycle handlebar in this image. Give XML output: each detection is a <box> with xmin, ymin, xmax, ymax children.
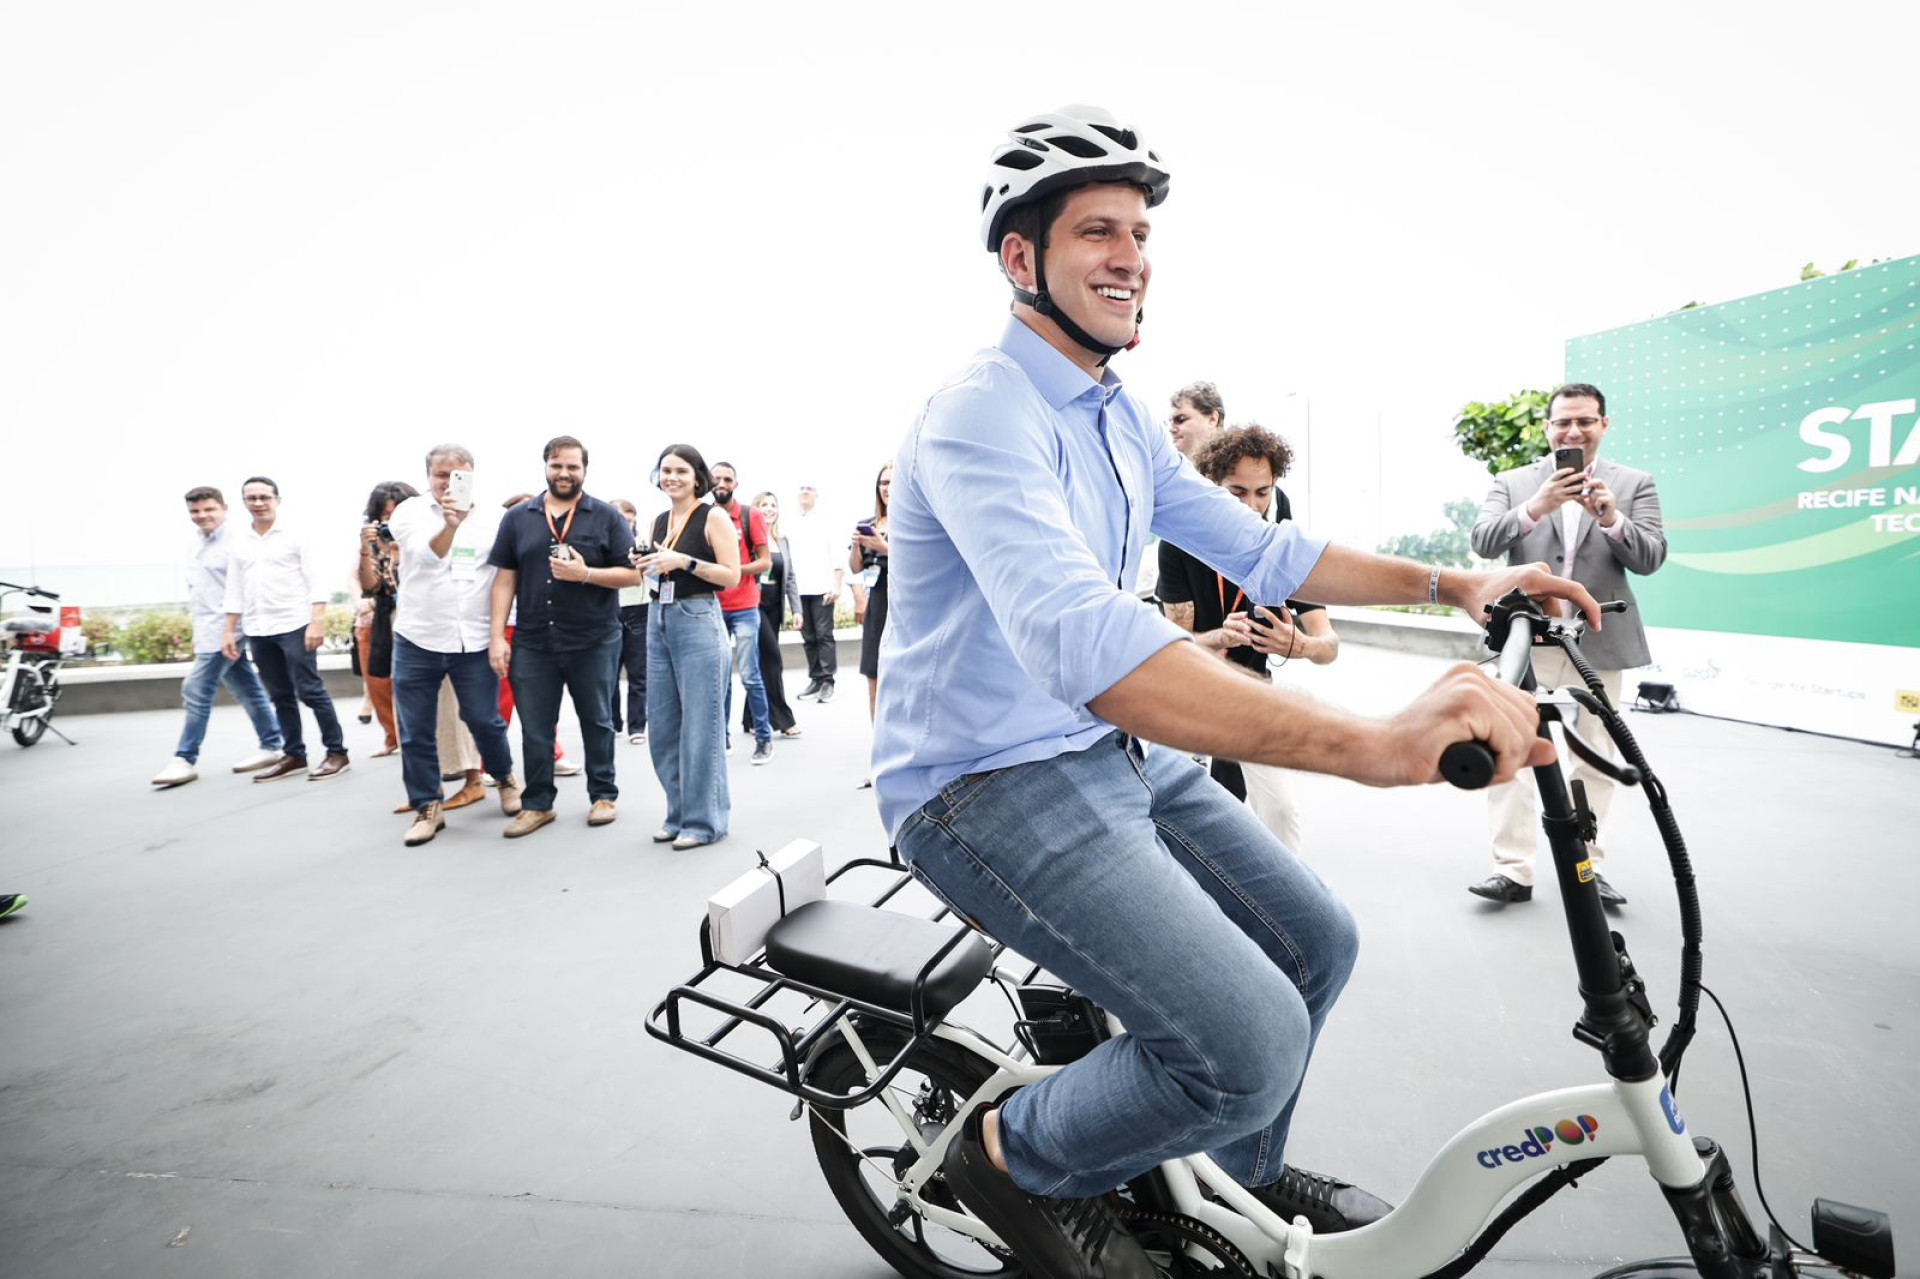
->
<box><xmin>0</xmin><ymin>580</ymin><xmax>60</xmax><ymax>601</ymax></box>
<box><xmin>1438</xmin><ymin>606</ymin><xmax>1538</xmax><ymax>790</ymax></box>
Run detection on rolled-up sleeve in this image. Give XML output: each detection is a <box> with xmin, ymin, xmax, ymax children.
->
<box><xmin>916</xmin><ymin>379</ymin><xmax>1186</xmax><ymax>711</ymax></box>
<box><xmin>1145</xmin><ymin>432</ymin><xmax>1327</xmax><ymax>606</ymax></box>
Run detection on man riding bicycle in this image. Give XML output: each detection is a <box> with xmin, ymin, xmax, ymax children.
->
<box><xmin>871</xmin><ymin>105</ymin><xmax>1603</xmax><ymax>1278</ymax></box>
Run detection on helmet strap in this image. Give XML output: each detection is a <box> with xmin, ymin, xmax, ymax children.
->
<box><xmin>1011</xmin><ymin>229</ymin><xmax>1138</xmax><ymax>364</ymax></box>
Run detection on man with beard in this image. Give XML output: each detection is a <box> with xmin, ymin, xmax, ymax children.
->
<box><xmin>708</xmin><ymin>462</ymin><xmax>775</xmax><ymax>765</ymax></box>
<box><xmin>486</xmin><ymin>436</ymin><xmax>638</xmax><ymax>837</ymax></box>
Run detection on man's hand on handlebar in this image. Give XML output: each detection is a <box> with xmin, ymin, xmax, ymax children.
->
<box><xmin>1451</xmin><ymin>562</ymin><xmax>1602</xmax><ymax>632</ymax></box>
<box><xmin>1371</xmin><ymin>662</ymin><xmax>1552</xmax><ymax>788</ymax></box>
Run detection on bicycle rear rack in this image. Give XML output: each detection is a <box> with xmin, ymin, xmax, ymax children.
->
<box><xmin>645</xmin><ymin>855</ymin><xmax>1004</xmax><ymax>1110</ymax></box>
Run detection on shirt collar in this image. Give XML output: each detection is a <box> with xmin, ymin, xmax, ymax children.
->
<box><xmin>999</xmin><ymin>317</ymin><xmax>1124</xmax><ymax>411</ymax></box>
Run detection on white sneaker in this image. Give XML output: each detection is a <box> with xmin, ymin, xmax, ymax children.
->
<box><xmin>554</xmin><ymin>756</ymin><xmax>584</xmax><ymax>777</ymax></box>
<box><xmin>152</xmin><ymin>758</ymin><xmax>198</xmax><ymax>787</ymax></box>
<box><xmin>230</xmin><ymin>748</ymin><xmax>284</xmax><ymax>774</ymax></box>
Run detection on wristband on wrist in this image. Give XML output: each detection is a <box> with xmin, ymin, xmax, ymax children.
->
<box><xmin>1427</xmin><ymin>566</ymin><xmax>1442</xmax><ymax>606</ymax></box>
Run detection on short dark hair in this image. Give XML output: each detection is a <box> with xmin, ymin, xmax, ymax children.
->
<box><xmin>1172</xmin><ymin>381</ymin><xmax>1225</xmax><ymax>425</ymax></box>
<box><xmin>654</xmin><ymin>444</ymin><xmax>714</xmax><ymax>499</ymax></box>
<box><xmin>364</xmin><ymin>480</ymin><xmax>420</xmax><ymax>523</ymax></box>
<box><xmin>242</xmin><ymin>476</ymin><xmax>280</xmax><ymax>497</ymax></box>
<box><xmin>184</xmin><ymin>486</ymin><xmax>224</xmax><ymax>506</ymax></box>
<box><xmin>1549</xmin><ymin>383</ymin><xmax>1607</xmax><ymax>417</ymax></box>
<box><xmin>543</xmin><ymin>435</ymin><xmax>589</xmax><ymax>466</ymax></box>
<box><xmin>1194</xmin><ymin>423</ymin><xmax>1295</xmax><ymax>485</ymax></box>
<box><xmin>711</xmin><ymin>461</ymin><xmax>737</xmax><ymax>478</ymax></box>
<box><xmin>996</xmin><ymin>187</ymin><xmax>1073</xmax><ymax>267</ymax></box>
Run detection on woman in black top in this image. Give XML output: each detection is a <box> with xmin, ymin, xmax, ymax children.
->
<box><xmin>354</xmin><ymin>480</ymin><xmax>418</xmax><ymax>757</ymax></box>
<box><xmin>849</xmin><ymin>462</ymin><xmax>892</xmax><ymax>722</ymax></box>
<box><xmin>744</xmin><ymin>491</ymin><xmax>803</xmax><ymax>738</ymax></box>
<box><xmin>632</xmin><ymin>444</ymin><xmax>741</xmax><ymax>850</ymax></box>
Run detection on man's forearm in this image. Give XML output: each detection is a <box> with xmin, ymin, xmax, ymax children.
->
<box><xmin>1296</xmin><ymin>544</ymin><xmax>1454</xmax><ymax>609</ymax></box>
<box><xmin>584</xmin><ymin>565</ymin><xmax>642</xmax><ymax>588</ymax></box>
<box><xmin>1088</xmin><ymin>641</ymin><xmax>1384</xmax><ymax>774</ymax></box>
<box><xmin>489</xmin><ymin>573</ymin><xmax>516</xmax><ymax>639</ymax></box>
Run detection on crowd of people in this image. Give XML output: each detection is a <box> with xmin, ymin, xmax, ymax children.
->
<box><xmin>148</xmin><ymin>438</ymin><xmax>895</xmax><ymax>851</ymax></box>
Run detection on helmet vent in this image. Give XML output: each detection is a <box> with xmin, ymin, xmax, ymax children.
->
<box><xmin>994</xmin><ymin>149</ymin><xmax>1045</xmax><ymax>172</ymax></box>
<box><xmin>1012</xmin><ymin>122</ymin><xmax>1049</xmax><ymax>134</ymax></box>
<box><xmin>1047</xmin><ymin>134</ymin><xmax>1108</xmax><ymax>159</ymax></box>
<box><xmin>1089</xmin><ymin>123</ymin><xmax>1137</xmax><ymax>150</ymax></box>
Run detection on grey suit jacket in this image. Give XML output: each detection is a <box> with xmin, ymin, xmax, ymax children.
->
<box><xmin>1470</xmin><ymin>456</ymin><xmax>1667</xmax><ymax>670</ymax></box>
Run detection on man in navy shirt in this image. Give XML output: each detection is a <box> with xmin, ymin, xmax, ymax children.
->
<box><xmin>487</xmin><ymin>436</ymin><xmax>638</xmax><ymax>837</ymax></box>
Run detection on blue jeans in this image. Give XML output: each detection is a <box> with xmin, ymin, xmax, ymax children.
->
<box><xmin>722</xmin><ymin>606</ymin><xmax>772</xmax><ymax>744</ymax></box>
<box><xmin>174</xmin><ymin>649</ymin><xmax>282</xmax><ymax>764</ymax></box>
<box><xmin>646</xmin><ymin>598</ymin><xmax>731</xmax><ymax>842</ymax></box>
<box><xmin>508</xmin><ymin>634</ymin><xmax>621</xmax><ymax>812</ymax></box>
<box><xmin>614</xmin><ymin>604</ymin><xmax>648</xmax><ymax>734</ymax></box>
<box><xmin>249</xmin><ymin>627</ymin><xmax>346</xmax><ymax>763</ymax></box>
<box><xmin>392</xmin><ymin>637</ymin><xmax>517</xmax><ymax>810</ymax></box>
<box><xmin>897</xmin><ymin>732</ymin><xmax>1359</xmax><ymax>1199</ymax></box>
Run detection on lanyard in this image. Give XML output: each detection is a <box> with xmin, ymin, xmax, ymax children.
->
<box><xmin>1216</xmin><ymin>573</ymin><xmax>1245</xmax><ymax>619</ymax></box>
<box><xmin>662</xmin><ymin>505</ymin><xmax>696</xmax><ymax>553</ymax></box>
<box><xmin>544</xmin><ymin>503</ymin><xmax>577</xmax><ymax>545</ymax></box>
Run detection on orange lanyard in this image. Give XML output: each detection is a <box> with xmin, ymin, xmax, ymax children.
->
<box><xmin>544</xmin><ymin>503</ymin><xmax>576</xmax><ymax>545</ymax></box>
<box><xmin>661</xmin><ymin>506</ymin><xmax>695</xmax><ymax>552</ymax></box>
<box><xmin>1216</xmin><ymin>573</ymin><xmax>1245</xmax><ymax>618</ymax></box>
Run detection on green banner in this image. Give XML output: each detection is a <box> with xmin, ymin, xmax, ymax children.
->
<box><xmin>1566</xmin><ymin>255</ymin><xmax>1920</xmax><ymax>649</ymax></box>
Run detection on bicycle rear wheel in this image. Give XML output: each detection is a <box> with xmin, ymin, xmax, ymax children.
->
<box><xmin>805</xmin><ymin>1028</ymin><xmax>1019</xmax><ymax>1279</ymax></box>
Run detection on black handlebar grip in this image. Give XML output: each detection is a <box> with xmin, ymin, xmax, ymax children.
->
<box><xmin>1439</xmin><ymin>740</ymin><xmax>1496</xmax><ymax>790</ymax></box>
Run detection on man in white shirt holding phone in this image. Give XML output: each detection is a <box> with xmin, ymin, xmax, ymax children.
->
<box><xmin>389</xmin><ymin>444</ymin><xmax>523</xmax><ymax>846</ymax></box>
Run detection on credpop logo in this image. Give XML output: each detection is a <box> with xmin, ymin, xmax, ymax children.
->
<box><xmin>1476</xmin><ymin>1115</ymin><xmax>1600</xmax><ymax>1168</ymax></box>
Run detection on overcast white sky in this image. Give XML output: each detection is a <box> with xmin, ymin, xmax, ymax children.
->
<box><xmin>3</xmin><ymin>1</ymin><xmax>1916</xmax><ymax>597</ymax></box>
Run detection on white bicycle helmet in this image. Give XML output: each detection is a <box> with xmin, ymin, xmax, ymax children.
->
<box><xmin>979</xmin><ymin>104</ymin><xmax>1170</xmax><ymax>254</ymax></box>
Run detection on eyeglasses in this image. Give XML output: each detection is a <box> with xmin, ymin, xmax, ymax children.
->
<box><xmin>1547</xmin><ymin>417</ymin><xmax>1602</xmax><ymax>430</ymax></box>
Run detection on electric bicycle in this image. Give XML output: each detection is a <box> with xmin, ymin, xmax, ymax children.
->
<box><xmin>0</xmin><ymin>580</ymin><xmax>71</xmax><ymax>748</ymax></box>
<box><xmin>649</xmin><ymin>591</ymin><xmax>1898</xmax><ymax>1278</ymax></box>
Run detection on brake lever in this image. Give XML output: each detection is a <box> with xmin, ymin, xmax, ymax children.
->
<box><xmin>1558</xmin><ymin>720</ymin><xmax>1642</xmax><ymax>787</ymax></box>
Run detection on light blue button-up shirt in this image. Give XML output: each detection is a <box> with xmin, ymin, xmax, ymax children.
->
<box><xmin>872</xmin><ymin>319</ymin><xmax>1329</xmax><ymax>840</ymax></box>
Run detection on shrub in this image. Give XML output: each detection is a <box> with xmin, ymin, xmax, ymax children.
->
<box><xmin>117</xmin><ymin>611</ymin><xmax>195</xmax><ymax>664</ymax></box>
<box><xmin>81</xmin><ymin>614</ymin><xmax>117</xmax><ymax>656</ymax></box>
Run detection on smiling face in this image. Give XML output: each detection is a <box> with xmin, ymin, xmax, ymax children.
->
<box><xmin>186</xmin><ymin>497</ymin><xmax>226</xmax><ymax>534</ymax></box>
<box><xmin>657</xmin><ymin>453</ymin><xmax>697</xmax><ymax>504</ymax></box>
<box><xmin>241</xmin><ymin>482</ymin><xmax>279</xmax><ymax>527</ymax></box>
<box><xmin>1545</xmin><ymin>393</ymin><xmax>1610</xmax><ymax>468</ymax></box>
<box><xmin>753</xmin><ymin>493</ymin><xmax>779</xmax><ymax>530</ymax></box>
<box><xmin>1005</xmin><ymin>182</ymin><xmax>1152</xmax><ymax>370</ymax></box>
<box><xmin>545</xmin><ymin>447</ymin><xmax>585</xmax><ymax>501</ymax></box>
<box><xmin>710</xmin><ymin>464</ymin><xmax>737</xmax><ymax>507</ymax></box>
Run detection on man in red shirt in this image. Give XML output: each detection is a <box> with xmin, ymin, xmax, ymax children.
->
<box><xmin>710</xmin><ymin>463</ymin><xmax>775</xmax><ymax>765</ymax></box>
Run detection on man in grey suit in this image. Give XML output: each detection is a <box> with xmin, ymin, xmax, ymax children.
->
<box><xmin>1467</xmin><ymin>382</ymin><xmax>1666</xmax><ymax>907</ymax></box>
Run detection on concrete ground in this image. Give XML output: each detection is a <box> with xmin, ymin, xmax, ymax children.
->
<box><xmin>1</xmin><ymin>646</ymin><xmax>1914</xmax><ymax>1278</ymax></box>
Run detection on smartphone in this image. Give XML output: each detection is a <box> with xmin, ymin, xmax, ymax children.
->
<box><xmin>630</xmin><ymin>540</ymin><xmax>655</xmax><ymax>563</ymax></box>
<box><xmin>855</xmin><ymin>521</ymin><xmax>876</xmax><ymax>537</ymax></box>
<box><xmin>446</xmin><ymin>469</ymin><xmax>474</xmax><ymax>511</ymax></box>
<box><xmin>1553</xmin><ymin>446</ymin><xmax>1585</xmax><ymax>476</ymax></box>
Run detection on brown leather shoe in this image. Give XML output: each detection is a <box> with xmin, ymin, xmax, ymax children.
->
<box><xmin>308</xmin><ymin>753</ymin><xmax>351</xmax><ymax>781</ymax></box>
<box><xmin>497</xmin><ymin>775</ymin><xmax>524</xmax><ymax>817</ymax></box>
<box><xmin>442</xmin><ymin>781</ymin><xmax>487</xmax><ymax>810</ymax></box>
<box><xmin>588</xmin><ymin>800</ymin><xmax>617</xmax><ymax>827</ymax></box>
<box><xmin>502</xmin><ymin>809</ymin><xmax>555</xmax><ymax>839</ymax></box>
<box><xmin>404</xmin><ymin>802</ymin><xmax>445</xmax><ymax>847</ymax></box>
<box><xmin>253</xmin><ymin>756</ymin><xmax>305</xmax><ymax>783</ymax></box>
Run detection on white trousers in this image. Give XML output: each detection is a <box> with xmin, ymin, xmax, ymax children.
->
<box><xmin>1240</xmin><ymin>760</ymin><xmax>1305</xmax><ymax>855</ymax></box>
<box><xmin>1485</xmin><ymin>651</ymin><xmax>1622</xmax><ymax>887</ymax></box>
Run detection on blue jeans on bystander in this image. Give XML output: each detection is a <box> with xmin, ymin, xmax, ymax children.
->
<box><xmin>722</xmin><ymin>606</ymin><xmax>772</xmax><ymax>745</ymax></box>
<box><xmin>391</xmin><ymin>637</ymin><xmax>516</xmax><ymax>810</ymax></box>
<box><xmin>507</xmin><ymin>634</ymin><xmax>621</xmax><ymax>813</ymax></box>
<box><xmin>249</xmin><ymin>627</ymin><xmax>346</xmax><ymax>763</ymax></box>
<box><xmin>646</xmin><ymin>598</ymin><xmax>731</xmax><ymax>842</ymax></box>
<box><xmin>174</xmin><ymin>648</ymin><xmax>283</xmax><ymax>764</ymax></box>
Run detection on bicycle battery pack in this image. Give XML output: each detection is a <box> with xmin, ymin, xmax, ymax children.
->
<box><xmin>1015</xmin><ymin>985</ymin><xmax>1108</xmax><ymax>1065</ymax></box>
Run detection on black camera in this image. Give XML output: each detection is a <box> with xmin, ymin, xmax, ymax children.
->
<box><xmin>375</xmin><ymin>521</ymin><xmax>395</xmax><ymax>542</ymax></box>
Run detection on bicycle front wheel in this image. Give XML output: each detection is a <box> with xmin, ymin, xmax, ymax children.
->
<box><xmin>805</xmin><ymin>1028</ymin><xmax>1018</xmax><ymax>1279</ymax></box>
<box><xmin>10</xmin><ymin>676</ymin><xmax>50</xmax><ymax>747</ymax></box>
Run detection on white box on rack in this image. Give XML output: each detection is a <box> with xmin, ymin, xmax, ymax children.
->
<box><xmin>706</xmin><ymin>839</ymin><xmax>826</xmax><ymax>966</ymax></box>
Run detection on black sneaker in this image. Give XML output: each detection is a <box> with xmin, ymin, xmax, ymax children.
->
<box><xmin>750</xmin><ymin>739</ymin><xmax>773</xmax><ymax>766</ymax></box>
<box><xmin>0</xmin><ymin>894</ymin><xmax>26</xmax><ymax>921</ymax></box>
<box><xmin>796</xmin><ymin>679</ymin><xmax>823</xmax><ymax>701</ymax></box>
<box><xmin>817</xmin><ymin>680</ymin><xmax>835</xmax><ymax>704</ymax></box>
<box><xmin>941</xmin><ymin>1108</ymin><xmax>1153</xmax><ymax>1278</ymax></box>
<box><xmin>1248</xmin><ymin>1164</ymin><xmax>1392</xmax><ymax>1233</ymax></box>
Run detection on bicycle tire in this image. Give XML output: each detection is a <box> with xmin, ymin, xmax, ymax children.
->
<box><xmin>805</xmin><ymin>1028</ymin><xmax>1021</xmax><ymax>1279</ymax></box>
<box><xmin>11</xmin><ymin>673</ymin><xmax>50</xmax><ymax>747</ymax></box>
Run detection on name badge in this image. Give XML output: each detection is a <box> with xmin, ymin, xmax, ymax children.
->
<box><xmin>657</xmin><ymin>580</ymin><xmax>676</xmax><ymax>604</ymax></box>
<box><xmin>450</xmin><ymin>545</ymin><xmax>478</xmax><ymax>580</ymax></box>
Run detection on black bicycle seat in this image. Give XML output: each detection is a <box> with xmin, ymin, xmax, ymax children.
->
<box><xmin>763</xmin><ymin>901</ymin><xmax>992</xmax><ymax>1024</ymax></box>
